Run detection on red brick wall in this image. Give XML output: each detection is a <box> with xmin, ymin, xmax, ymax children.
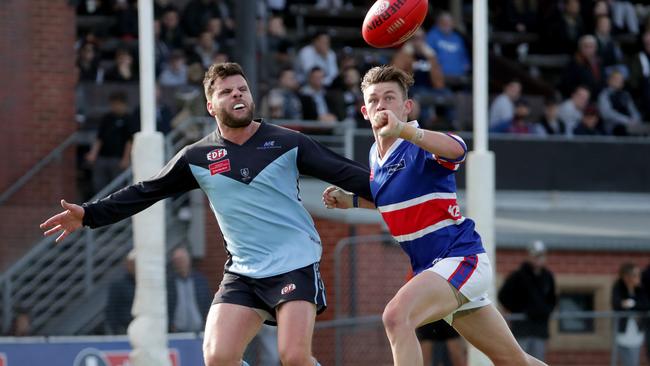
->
<box><xmin>199</xmin><ymin>213</ymin><xmax>650</xmax><ymax>365</ymax></box>
<box><xmin>0</xmin><ymin>0</ymin><xmax>76</xmax><ymax>271</ymax></box>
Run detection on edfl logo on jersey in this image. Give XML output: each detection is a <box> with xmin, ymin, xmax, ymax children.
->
<box><xmin>206</xmin><ymin>148</ymin><xmax>227</xmax><ymax>161</ymax></box>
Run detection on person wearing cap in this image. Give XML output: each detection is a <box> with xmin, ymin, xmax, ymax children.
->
<box><xmin>498</xmin><ymin>240</ymin><xmax>557</xmax><ymax>361</ymax></box>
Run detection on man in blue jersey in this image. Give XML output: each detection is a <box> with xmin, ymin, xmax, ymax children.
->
<box><xmin>40</xmin><ymin>62</ymin><xmax>372</xmax><ymax>366</ymax></box>
<box><xmin>323</xmin><ymin>65</ymin><xmax>546</xmax><ymax>366</ymax></box>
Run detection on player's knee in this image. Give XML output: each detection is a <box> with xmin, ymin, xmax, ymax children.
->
<box><xmin>382</xmin><ymin>300</ymin><xmax>410</xmax><ymax>334</ymax></box>
<box><xmin>278</xmin><ymin>346</ymin><xmax>312</xmax><ymax>366</ymax></box>
<box><xmin>203</xmin><ymin>340</ymin><xmax>240</xmax><ymax>366</ymax></box>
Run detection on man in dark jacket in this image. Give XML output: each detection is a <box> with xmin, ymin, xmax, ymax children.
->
<box><xmin>498</xmin><ymin>240</ymin><xmax>557</xmax><ymax>361</ymax></box>
<box><xmin>167</xmin><ymin>246</ymin><xmax>212</xmax><ymax>333</ymax></box>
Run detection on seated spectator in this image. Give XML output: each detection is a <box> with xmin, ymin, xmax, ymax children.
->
<box><xmin>160</xmin><ymin>7</ymin><xmax>185</xmax><ymax>50</ymax></box>
<box><xmin>595</xmin><ymin>15</ymin><xmax>624</xmax><ymax>73</ymax></box>
<box><xmin>490</xmin><ymin>99</ymin><xmax>543</xmax><ymax>135</ymax></box>
<box><xmin>597</xmin><ymin>70</ymin><xmax>642</xmax><ymax>135</ymax></box>
<box><xmin>627</xmin><ymin>31</ymin><xmax>650</xmax><ymax>120</ymax></box>
<box><xmin>326</xmin><ymin>66</ymin><xmax>365</xmax><ymax>124</ymax></box>
<box><xmin>543</xmin><ymin>0</ymin><xmax>584</xmax><ymax>54</ymax></box>
<box><xmin>159</xmin><ymin>50</ymin><xmax>189</xmax><ymax>87</ymax></box>
<box><xmin>106</xmin><ymin>250</ymin><xmax>136</xmax><ymax>334</ymax></box>
<box><xmin>560</xmin><ymin>35</ymin><xmax>604</xmax><ymax>98</ymax></box>
<box><xmin>206</xmin><ymin>16</ymin><xmax>231</xmax><ymax>49</ymax></box>
<box><xmin>77</xmin><ymin>0</ymin><xmax>112</xmax><ymax>15</ymax></box>
<box><xmin>104</xmin><ymin>48</ymin><xmax>138</xmax><ymax>83</ymax></box>
<box><xmin>496</xmin><ymin>0</ymin><xmax>539</xmax><ymax>33</ymax></box>
<box><xmin>584</xmin><ymin>0</ymin><xmax>610</xmax><ymax>33</ymax></box>
<box><xmin>181</xmin><ymin>0</ymin><xmax>225</xmax><ymax>38</ymax></box>
<box><xmin>112</xmin><ymin>0</ymin><xmax>138</xmax><ymax>40</ymax></box>
<box><xmin>77</xmin><ymin>41</ymin><xmax>103</xmax><ymax>83</ymax></box>
<box><xmin>168</xmin><ymin>246</ymin><xmax>211</xmax><ymax>333</ymax></box>
<box><xmin>609</xmin><ymin>0</ymin><xmax>639</xmax><ymax>34</ymax></box>
<box><xmin>402</xmin><ymin>28</ymin><xmax>454</xmax><ymax>128</ymax></box>
<box><xmin>132</xmin><ymin>84</ymin><xmax>173</xmax><ymax>135</ymax></box>
<box><xmin>558</xmin><ymin>85</ymin><xmax>591</xmax><ymax>136</ymax></box>
<box><xmin>154</xmin><ymin>20</ymin><xmax>171</xmax><ymax>75</ymax></box>
<box><xmin>170</xmin><ymin>63</ymin><xmax>209</xmax><ymax>139</ymax></box>
<box><xmin>190</xmin><ymin>31</ymin><xmax>220</xmax><ymax>69</ymax></box>
<box><xmin>154</xmin><ymin>0</ymin><xmax>174</xmax><ymax>18</ymax></box>
<box><xmin>266</xmin><ymin>15</ymin><xmax>293</xmax><ymax>79</ymax></box>
<box><xmin>85</xmin><ymin>91</ymin><xmax>135</xmax><ymax>193</ymax></box>
<box><xmin>7</xmin><ymin>307</ymin><xmax>32</xmax><ymax>337</ymax></box>
<box><xmin>426</xmin><ymin>12</ymin><xmax>470</xmax><ymax>79</ymax></box>
<box><xmin>489</xmin><ymin>79</ymin><xmax>522</xmax><ymax>127</ymax></box>
<box><xmin>536</xmin><ymin>95</ymin><xmax>567</xmax><ymax>135</ymax></box>
<box><xmin>296</xmin><ymin>31</ymin><xmax>339</xmax><ymax>87</ymax></box>
<box><xmin>262</xmin><ymin>68</ymin><xmax>312</xmax><ymax>120</ymax></box>
<box><xmin>573</xmin><ymin>104</ymin><xmax>605</xmax><ymax>135</ymax></box>
<box><xmin>300</xmin><ymin>67</ymin><xmax>338</xmax><ymax>123</ymax></box>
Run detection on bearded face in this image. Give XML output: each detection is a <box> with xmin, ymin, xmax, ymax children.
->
<box><xmin>215</xmin><ymin>99</ymin><xmax>256</xmax><ymax>128</ymax></box>
<box><xmin>207</xmin><ymin>74</ymin><xmax>255</xmax><ymax>128</ymax></box>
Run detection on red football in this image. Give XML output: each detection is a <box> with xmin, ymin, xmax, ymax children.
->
<box><xmin>362</xmin><ymin>0</ymin><xmax>429</xmax><ymax>48</ymax></box>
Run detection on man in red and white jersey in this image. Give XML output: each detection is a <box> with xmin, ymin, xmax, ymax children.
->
<box><xmin>323</xmin><ymin>65</ymin><xmax>547</xmax><ymax>366</ymax></box>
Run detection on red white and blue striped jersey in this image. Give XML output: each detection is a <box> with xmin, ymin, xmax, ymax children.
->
<box><xmin>369</xmin><ymin>122</ymin><xmax>485</xmax><ymax>274</ymax></box>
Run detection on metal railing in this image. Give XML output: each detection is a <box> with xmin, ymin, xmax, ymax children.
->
<box><xmin>0</xmin><ymin>133</ymin><xmax>79</xmax><ymax>206</ymax></box>
<box><xmin>330</xmin><ymin>234</ymin><xmax>650</xmax><ymax>366</ymax></box>
<box><xmin>0</xmin><ymin>117</ymin><xmax>356</xmax><ymax>335</ymax></box>
<box><xmin>0</xmin><ymin>117</ymin><xmax>214</xmax><ymax>335</ymax></box>
<box><xmin>314</xmin><ymin>309</ymin><xmax>650</xmax><ymax>366</ymax></box>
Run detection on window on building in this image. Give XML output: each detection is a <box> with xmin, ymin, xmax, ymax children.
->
<box><xmin>558</xmin><ymin>292</ymin><xmax>595</xmax><ymax>333</ymax></box>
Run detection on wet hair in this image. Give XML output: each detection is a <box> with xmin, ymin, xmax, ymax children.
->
<box><xmin>203</xmin><ymin>62</ymin><xmax>247</xmax><ymax>99</ymax></box>
<box><xmin>360</xmin><ymin>65</ymin><xmax>414</xmax><ymax>99</ymax></box>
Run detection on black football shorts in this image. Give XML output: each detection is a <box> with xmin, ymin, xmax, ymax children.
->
<box><xmin>212</xmin><ymin>262</ymin><xmax>327</xmax><ymax>325</ymax></box>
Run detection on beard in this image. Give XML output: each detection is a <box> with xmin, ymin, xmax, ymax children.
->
<box><xmin>216</xmin><ymin>101</ymin><xmax>255</xmax><ymax>128</ymax></box>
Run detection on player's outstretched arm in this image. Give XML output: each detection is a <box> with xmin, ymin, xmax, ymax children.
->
<box><xmin>39</xmin><ymin>199</ymin><xmax>84</xmax><ymax>243</ymax></box>
<box><xmin>322</xmin><ymin>186</ymin><xmax>375</xmax><ymax>210</ymax></box>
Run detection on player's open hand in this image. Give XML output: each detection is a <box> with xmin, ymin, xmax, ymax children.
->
<box><xmin>39</xmin><ymin>199</ymin><xmax>84</xmax><ymax>243</ymax></box>
<box><xmin>322</xmin><ymin>186</ymin><xmax>353</xmax><ymax>209</ymax></box>
<box><xmin>372</xmin><ymin>110</ymin><xmax>404</xmax><ymax>138</ymax></box>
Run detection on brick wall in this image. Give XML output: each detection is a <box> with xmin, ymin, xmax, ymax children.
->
<box><xmin>198</xmin><ymin>212</ymin><xmax>650</xmax><ymax>365</ymax></box>
<box><xmin>0</xmin><ymin>0</ymin><xmax>76</xmax><ymax>271</ymax></box>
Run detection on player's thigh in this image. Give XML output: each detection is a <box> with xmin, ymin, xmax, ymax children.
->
<box><xmin>275</xmin><ymin>300</ymin><xmax>317</xmax><ymax>354</ymax></box>
<box><xmin>203</xmin><ymin>303</ymin><xmax>264</xmax><ymax>360</ymax></box>
<box><xmin>451</xmin><ymin>304</ymin><xmax>526</xmax><ymax>363</ymax></box>
<box><xmin>385</xmin><ymin>270</ymin><xmax>460</xmax><ymax>328</ymax></box>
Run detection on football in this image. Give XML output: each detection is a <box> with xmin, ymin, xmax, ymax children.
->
<box><xmin>362</xmin><ymin>0</ymin><xmax>429</xmax><ymax>48</ymax></box>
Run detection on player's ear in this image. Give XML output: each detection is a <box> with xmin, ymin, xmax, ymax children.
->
<box><xmin>206</xmin><ymin>101</ymin><xmax>215</xmax><ymax>116</ymax></box>
<box><xmin>404</xmin><ymin>99</ymin><xmax>414</xmax><ymax>116</ymax></box>
<box><xmin>361</xmin><ymin>105</ymin><xmax>370</xmax><ymax>120</ymax></box>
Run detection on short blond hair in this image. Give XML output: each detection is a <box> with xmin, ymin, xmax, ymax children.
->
<box><xmin>360</xmin><ymin>65</ymin><xmax>414</xmax><ymax>99</ymax></box>
<box><xmin>203</xmin><ymin>62</ymin><xmax>247</xmax><ymax>99</ymax></box>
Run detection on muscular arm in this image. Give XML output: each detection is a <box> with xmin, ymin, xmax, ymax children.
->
<box><xmin>399</xmin><ymin>125</ymin><xmax>466</xmax><ymax>162</ymax></box>
<box><xmin>83</xmin><ymin>148</ymin><xmax>199</xmax><ymax>228</ymax></box>
<box><xmin>373</xmin><ymin>110</ymin><xmax>466</xmax><ymax>162</ymax></box>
